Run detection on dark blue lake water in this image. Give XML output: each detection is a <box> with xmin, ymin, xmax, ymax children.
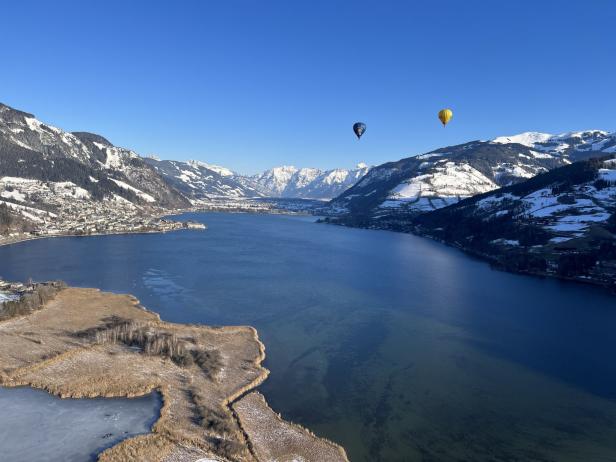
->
<box><xmin>1</xmin><ymin>212</ymin><xmax>615</xmax><ymax>461</ymax></box>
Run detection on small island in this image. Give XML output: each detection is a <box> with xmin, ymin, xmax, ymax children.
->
<box><xmin>0</xmin><ymin>282</ymin><xmax>348</xmax><ymax>462</ymax></box>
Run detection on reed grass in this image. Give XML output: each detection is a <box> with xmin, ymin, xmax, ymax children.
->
<box><xmin>81</xmin><ymin>317</ymin><xmax>223</xmax><ymax>379</ymax></box>
<box><xmin>0</xmin><ymin>281</ymin><xmax>66</xmax><ymax>321</ymax></box>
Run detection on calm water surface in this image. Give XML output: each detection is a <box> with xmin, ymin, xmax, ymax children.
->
<box><xmin>1</xmin><ymin>212</ymin><xmax>616</xmax><ymax>461</ymax></box>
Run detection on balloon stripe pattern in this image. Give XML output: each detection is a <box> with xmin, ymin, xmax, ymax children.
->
<box><xmin>438</xmin><ymin>109</ymin><xmax>453</xmax><ymax>127</ymax></box>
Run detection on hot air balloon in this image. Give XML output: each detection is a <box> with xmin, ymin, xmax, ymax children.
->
<box><xmin>438</xmin><ymin>109</ymin><xmax>453</xmax><ymax>127</ymax></box>
<box><xmin>353</xmin><ymin>122</ymin><xmax>366</xmax><ymax>140</ymax></box>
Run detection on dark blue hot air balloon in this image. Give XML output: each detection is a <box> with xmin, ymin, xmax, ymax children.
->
<box><xmin>353</xmin><ymin>122</ymin><xmax>366</xmax><ymax>140</ymax></box>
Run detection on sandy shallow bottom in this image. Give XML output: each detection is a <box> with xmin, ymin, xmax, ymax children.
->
<box><xmin>0</xmin><ymin>387</ymin><xmax>161</xmax><ymax>462</ymax></box>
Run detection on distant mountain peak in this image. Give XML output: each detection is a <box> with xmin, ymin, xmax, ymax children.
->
<box><xmin>247</xmin><ymin>163</ymin><xmax>370</xmax><ymax>199</ymax></box>
<box><xmin>492</xmin><ymin>130</ymin><xmax>613</xmax><ymax>148</ymax></box>
<box><xmin>492</xmin><ymin>132</ymin><xmax>554</xmax><ymax>146</ymax></box>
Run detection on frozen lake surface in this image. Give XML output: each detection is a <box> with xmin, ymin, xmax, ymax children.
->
<box><xmin>0</xmin><ymin>387</ymin><xmax>161</xmax><ymax>461</ymax></box>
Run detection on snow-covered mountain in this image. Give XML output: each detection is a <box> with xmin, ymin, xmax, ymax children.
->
<box><xmin>330</xmin><ymin>131</ymin><xmax>616</xmax><ymax>218</ymax></box>
<box><xmin>245</xmin><ymin>163</ymin><xmax>371</xmax><ymax>199</ymax></box>
<box><xmin>0</xmin><ymin>102</ymin><xmax>189</xmax><ymax>211</ymax></box>
<box><xmin>144</xmin><ymin>158</ymin><xmax>263</xmax><ymax>201</ymax></box>
<box><xmin>411</xmin><ymin>155</ymin><xmax>616</xmax><ymax>286</ymax></box>
<box><xmin>143</xmin><ymin>161</ymin><xmax>370</xmax><ymax>202</ymax></box>
<box><xmin>0</xmin><ymin>102</ymin><xmax>369</xmax><ymax>224</ymax></box>
<box><xmin>250</xmin><ymin>166</ymin><xmax>317</xmax><ymax>196</ymax></box>
<box><xmin>492</xmin><ymin>130</ymin><xmax>616</xmax><ymax>159</ymax></box>
<box><xmin>417</xmin><ymin>155</ymin><xmax>616</xmax><ymax>244</ymax></box>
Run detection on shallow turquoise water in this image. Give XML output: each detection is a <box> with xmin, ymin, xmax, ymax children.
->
<box><xmin>1</xmin><ymin>212</ymin><xmax>616</xmax><ymax>461</ymax></box>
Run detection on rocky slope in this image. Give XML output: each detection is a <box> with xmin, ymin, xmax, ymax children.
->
<box><xmin>0</xmin><ymin>103</ymin><xmax>189</xmax><ymax>210</ymax></box>
<box><xmin>144</xmin><ymin>158</ymin><xmax>263</xmax><ymax>201</ymax></box>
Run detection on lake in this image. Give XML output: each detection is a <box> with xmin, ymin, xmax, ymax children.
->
<box><xmin>1</xmin><ymin>212</ymin><xmax>616</xmax><ymax>461</ymax></box>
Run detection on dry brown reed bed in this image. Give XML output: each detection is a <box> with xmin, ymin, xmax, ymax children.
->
<box><xmin>0</xmin><ymin>286</ymin><xmax>347</xmax><ymax>462</ymax></box>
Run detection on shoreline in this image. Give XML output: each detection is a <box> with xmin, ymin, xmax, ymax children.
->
<box><xmin>0</xmin><ymin>287</ymin><xmax>348</xmax><ymax>462</ymax></box>
<box><xmin>0</xmin><ymin>204</ymin><xmax>318</xmax><ymax>250</ymax></box>
<box><xmin>0</xmin><ymin>219</ymin><xmax>206</xmax><ymax>247</ymax></box>
<box><xmin>413</xmin><ymin>229</ymin><xmax>616</xmax><ymax>294</ymax></box>
<box><xmin>323</xmin><ymin>219</ymin><xmax>616</xmax><ymax>294</ymax></box>
<box><xmin>0</xmin><ymin>228</ymin><xmax>183</xmax><ymax>249</ymax></box>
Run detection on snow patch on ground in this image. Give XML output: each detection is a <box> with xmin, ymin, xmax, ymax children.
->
<box><xmin>490</xmin><ymin>239</ymin><xmax>520</xmax><ymax>246</ymax></box>
<box><xmin>52</xmin><ymin>182</ymin><xmax>91</xmax><ymax>199</ymax></box>
<box><xmin>0</xmin><ymin>177</ymin><xmax>38</xmax><ymax>184</ymax></box>
<box><xmin>188</xmin><ymin>160</ymin><xmax>235</xmax><ymax>177</ymax></box>
<box><xmin>476</xmin><ymin>193</ymin><xmax>519</xmax><ymax>210</ymax></box>
<box><xmin>381</xmin><ymin>162</ymin><xmax>497</xmax><ymax>211</ymax></box>
<box><xmin>530</xmin><ymin>150</ymin><xmax>554</xmax><ymax>159</ymax></box>
<box><xmin>599</xmin><ymin>168</ymin><xmax>616</xmax><ymax>182</ymax></box>
<box><xmin>549</xmin><ymin>236</ymin><xmax>574</xmax><ymax>244</ymax></box>
<box><xmin>1</xmin><ymin>189</ymin><xmax>26</xmax><ymax>202</ymax></box>
<box><xmin>109</xmin><ymin>179</ymin><xmax>155</xmax><ymax>203</ymax></box>
<box><xmin>416</xmin><ymin>153</ymin><xmax>442</xmax><ymax>160</ymax></box>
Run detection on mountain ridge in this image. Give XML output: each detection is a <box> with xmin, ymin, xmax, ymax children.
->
<box><xmin>329</xmin><ymin>130</ymin><xmax>616</xmax><ymax>218</ymax></box>
<box><xmin>410</xmin><ymin>155</ymin><xmax>616</xmax><ymax>288</ymax></box>
<box><xmin>0</xmin><ymin>101</ymin><xmax>371</xmax><ymax>233</ymax></box>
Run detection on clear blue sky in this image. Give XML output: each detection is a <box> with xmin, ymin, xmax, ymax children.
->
<box><xmin>2</xmin><ymin>1</ymin><xmax>614</xmax><ymax>174</ymax></box>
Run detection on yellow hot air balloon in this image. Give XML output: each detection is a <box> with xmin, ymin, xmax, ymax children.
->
<box><xmin>438</xmin><ymin>108</ymin><xmax>453</xmax><ymax>127</ymax></box>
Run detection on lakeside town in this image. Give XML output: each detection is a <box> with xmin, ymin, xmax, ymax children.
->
<box><xmin>0</xmin><ymin>174</ymin><xmax>325</xmax><ymax>248</ymax></box>
<box><xmin>0</xmin><ymin>177</ymin><xmax>207</xmax><ymax>247</ymax></box>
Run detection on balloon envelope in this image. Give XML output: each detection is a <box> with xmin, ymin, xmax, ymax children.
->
<box><xmin>353</xmin><ymin>122</ymin><xmax>366</xmax><ymax>139</ymax></box>
<box><xmin>438</xmin><ymin>109</ymin><xmax>453</xmax><ymax>126</ymax></box>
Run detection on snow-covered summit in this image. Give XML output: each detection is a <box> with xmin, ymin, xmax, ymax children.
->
<box><xmin>492</xmin><ymin>132</ymin><xmax>554</xmax><ymax>147</ymax></box>
<box><xmin>187</xmin><ymin>160</ymin><xmax>235</xmax><ymax>177</ymax></box>
<box><xmin>245</xmin><ymin>163</ymin><xmax>370</xmax><ymax>199</ymax></box>
<box><xmin>492</xmin><ymin>130</ymin><xmax>616</xmax><ymax>156</ymax></box>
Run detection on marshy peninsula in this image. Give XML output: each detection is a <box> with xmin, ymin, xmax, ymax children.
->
<box><xmin>0</xmin><ymin>284</ymin><xmax>348</xmax><ymax>462</ymax></box>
